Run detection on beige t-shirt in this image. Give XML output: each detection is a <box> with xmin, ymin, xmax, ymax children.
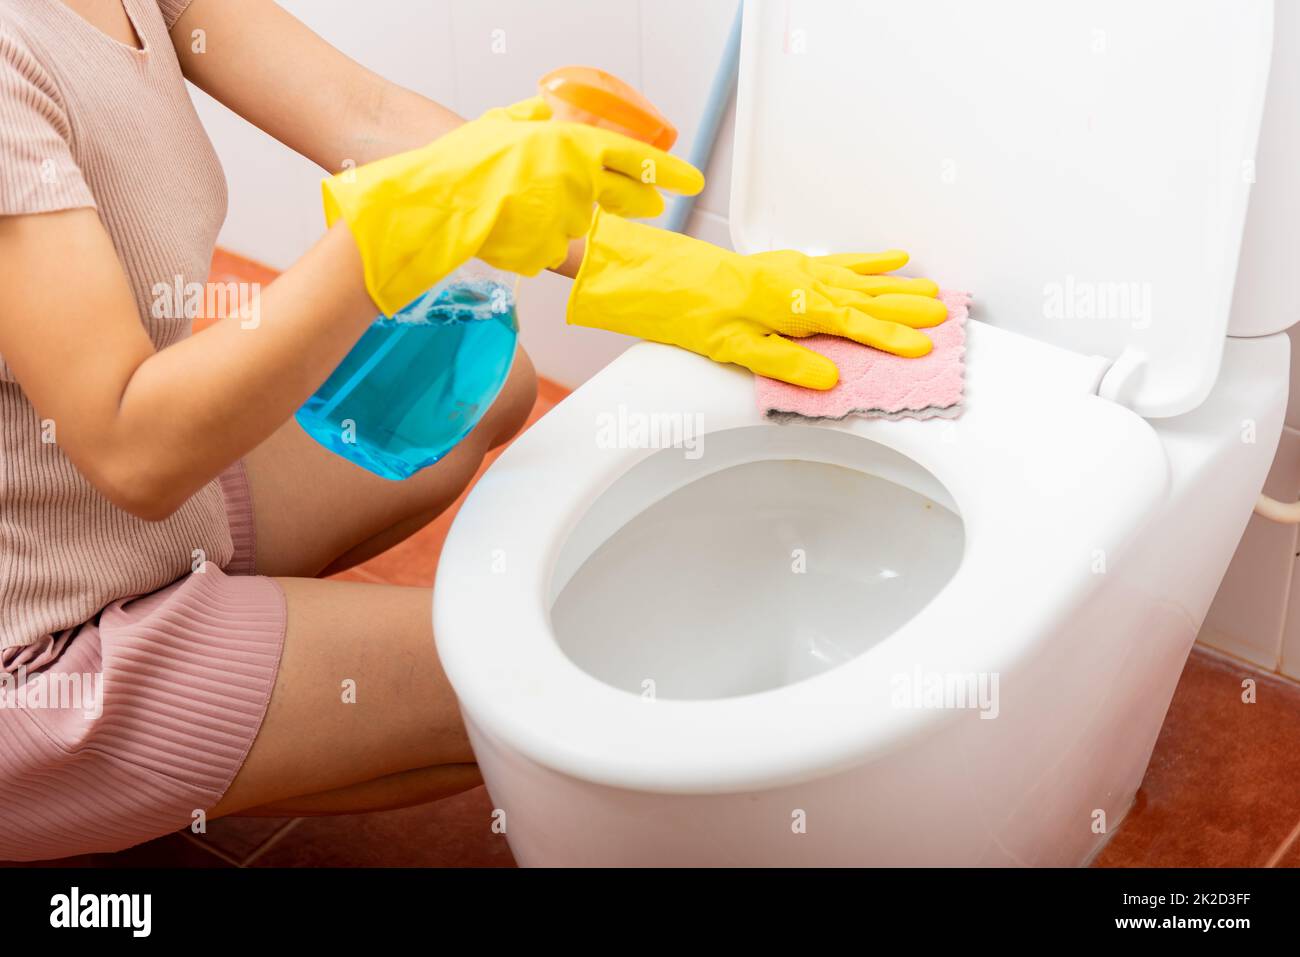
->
<box><xmin>0</xmin><ymin>0</ymin><xmax>235</xmax><ymax>650</ymax></box>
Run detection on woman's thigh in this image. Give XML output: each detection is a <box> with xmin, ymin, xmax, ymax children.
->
<box><xmin>242</xmin><ymin>348</ymin><xmax>537</xmax><ymax>578</ymax></box>
<box><xmin>211</xmin><ymin>576</ymin><xmax>466</xmax><ymax>817</ymax></box>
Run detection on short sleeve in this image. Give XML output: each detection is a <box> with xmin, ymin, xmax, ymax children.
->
<box><xmin>0</xmin><ymin>26</ymin><xmax>95</xmax><ymax>216</ymax></box>
<box><xmin>155</xmin><ymin>0</ymin><xmax>197</xmax><ymax>31</ymax></box>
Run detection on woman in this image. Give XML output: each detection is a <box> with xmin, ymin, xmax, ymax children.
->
<box><xmin>0</xmin><ymin>0</ymin><xmax>944</xmax><ymax>861</ymax></box>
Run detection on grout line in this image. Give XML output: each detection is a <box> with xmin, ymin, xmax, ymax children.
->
<box><xmin>1266</xmin><ymin>508</ymin><xmax>1299</xmax><ymax>671</ymax></box>
<box><xmin>1264</xmin><ymin>815</ymin><xmax>1300</xmax><ymax>868</ymax></box>
<box><xmin>636</xmin><ymin>0</ymin><xmax>645</xmax><ymax>90</ymax></box>
<box><xmin>180</xmin><ymin>831</ymin><xmax>244</xmax><ymax>867</ymax></box>
<box><xmin>240</xmin><ymin>818</ymin><xmax>304</xmax><ymax>867</ymax></box>
<box><xmin>446</xmin><ymin>0</ymin><xmax>460</xmax><ymax>114</ymax></box>
<box><xmin>1191</xmin><ymin>642</ymin><xmax>1300</xmax><ymax>691</ymax></box>
<box><xmin>1266</xmin><ymin>424</ymin><xmax>1300</xmax><ymax>676</ymax></box>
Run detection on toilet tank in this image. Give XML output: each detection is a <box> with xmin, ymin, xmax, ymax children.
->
<box><xmin>730</xmin><ymin>0</ymin><xmax>1275</xmax><ymax>419</ymax></box>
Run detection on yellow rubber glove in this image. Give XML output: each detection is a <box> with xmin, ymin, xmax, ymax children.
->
<box><xmin>322</xmin><ymin>98</ymin><xmax>705</xmax><ymax>316</ymax></box>
<box><xmin>567</xmin><ymin>210</ymin><xmax>948</xmax><ymax>389</ymax></box>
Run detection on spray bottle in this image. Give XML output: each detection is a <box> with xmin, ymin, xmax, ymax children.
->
<box><xmin>295</xmin><ymin>67</ymin><xmax>677</xmax><ymax>480</ymax></box>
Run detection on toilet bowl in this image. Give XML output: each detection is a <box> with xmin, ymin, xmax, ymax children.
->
<box><xmin>434</xmin><ymin>0</ymin><xmax>1289</xmax><ymax>865</ymax></box>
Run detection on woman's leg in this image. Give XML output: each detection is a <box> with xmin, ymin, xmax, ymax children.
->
<box><xmin>211</xmin><ymin>578</ymin><xmax>478</xmax><ymax>817</ymax></box>
<box><xmin>212</xmin><ymin>351</ymin><xmax>538</xmax><ymax>816</ymax></box>
<box><xmin>233</xmin><ymin>765</ymin><xmax>485</xmax><ymax>818</ymax></box>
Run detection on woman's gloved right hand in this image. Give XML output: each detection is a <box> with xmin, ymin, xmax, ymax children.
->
<box><xmin>567</xmin><ymin>210</ymin><xmax>948</xmax><ymax>390</ymax></box>
<box><xmin>322</xmin><ymin>97</ymin><xmax>705</xmax><ymax>316</ymax></box>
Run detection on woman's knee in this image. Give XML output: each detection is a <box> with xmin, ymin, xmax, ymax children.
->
<box><xmin>213</xmin><ymin>579</ymin><xmax>469</xmax><ymax>817</ymax></box>
<box><xmin>481</xmin><ymin>347</ymin><xmax>538</xmax><ymax>450</ymax></box>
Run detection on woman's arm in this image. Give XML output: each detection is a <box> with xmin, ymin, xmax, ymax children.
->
<box><xmin>171</xmin><ymin>0</ymin><xmax>463</xmax><ymax>168</ymax></box>
<box><xmin>1</xmin><ymin>1</ymin><xmax>622</xmax><ymax>524</ymax></box>
<box><xmin>0</xmin><ymin>209</ymin><xmax>375</xmax><ymax>520</ymax></box>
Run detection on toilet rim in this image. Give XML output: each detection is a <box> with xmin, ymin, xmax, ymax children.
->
<box><xmin>433</xmin><ymin>334</ymin><xmax>1170</xmax><ymax>793</ymax></box>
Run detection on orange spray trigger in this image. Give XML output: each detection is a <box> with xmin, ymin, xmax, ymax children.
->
<box><xmin>538</xmin><ymin>66</ymin><xmax>678</xmax><ymax>150</ymax></box>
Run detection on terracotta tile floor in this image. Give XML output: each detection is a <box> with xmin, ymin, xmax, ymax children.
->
<box><xmin>10</xmin><ymin>251</ymin><xmax>1300</xmax><ymax>868</ymax></box>
<box><xmin>1093</xmin><ymin>648</ymin><xmax>1300</xmax><ymax>868</ymax></box>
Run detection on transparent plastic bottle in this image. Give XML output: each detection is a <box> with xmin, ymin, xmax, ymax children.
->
<box><xmin>297</xmin><ymin>66</ymin><xmax>675</xmax><ymax>480</ymax></box>
<box><xmin>295</xmin><ymin>261</ymin><xmax>519</xmax><ymax>480</ymax></box>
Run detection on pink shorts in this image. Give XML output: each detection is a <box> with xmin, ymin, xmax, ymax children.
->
<box><xmin>0</xmin><ymin>462</ymin><xmax>286</xmax><ymax>862</ymax></box>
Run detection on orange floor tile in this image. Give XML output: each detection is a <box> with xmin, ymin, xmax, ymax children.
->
<box><xmin>1093</xmin><ymin>648</ymin><xmax>1300</xmax><ymax>868</ymax></box>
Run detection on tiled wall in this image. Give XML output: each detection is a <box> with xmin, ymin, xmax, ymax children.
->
<box><xmin>191</xmin><ymin>0</ymin><xmax>741</xmax><ymax>389</ymax></box>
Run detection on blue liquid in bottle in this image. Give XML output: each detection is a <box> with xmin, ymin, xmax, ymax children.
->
<box><xmin>296</xmin><ymin>278</ymin><xmax>518</xmax><ymax>480</ymax></box>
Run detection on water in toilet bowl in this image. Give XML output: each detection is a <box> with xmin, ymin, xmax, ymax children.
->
<box><xmin>549</xmin><ymin>457</ymin><xmax>964</xmax><ymax>700</ymax></box>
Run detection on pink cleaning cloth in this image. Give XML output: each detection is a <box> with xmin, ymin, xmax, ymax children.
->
<box><xmin>756</xmin><ymin>289</ymin><xmax>970</xmax><ymax>422</ymax></box>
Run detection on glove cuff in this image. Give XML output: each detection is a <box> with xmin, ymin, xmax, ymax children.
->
<box><xmin>566</xmin><ymin>208</ymin><xmax>679</xmax><ymax>333</ymax></box>
<box><xmin>321</xmin><ymin>150</ymin><xmax>468</xmax><ymax>317</ymax></box>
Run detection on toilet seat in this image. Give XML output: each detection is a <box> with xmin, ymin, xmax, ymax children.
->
<box><xmin>433</xmin><ymin>319</ymin><xmax>1169</xmax><ymax>794</ymax></box>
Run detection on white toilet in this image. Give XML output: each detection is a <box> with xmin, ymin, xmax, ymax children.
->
<box><xmin>434</xmin><ymin>0</ymin><xmax>1291</xmax><ymax>866</ymax></box>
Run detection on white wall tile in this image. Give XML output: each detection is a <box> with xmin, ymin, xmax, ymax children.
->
<box><xmin>448</xmin><ymin>0</ymin><xmax>642</xmax><ymax>118</ymax></box>
<box><xmin>515</xmin><ymin>268</ymin><xmax>625</xmax><ymax>389</ymax></box>
<box><xmin>1276</xmin><ymin>427</ymin><xmax>1300</xmax><ymax>677</ymax></box>
<box><xmin>196</xmin><ymin>0</ymin><xmax>456</xmax><ymax>270</ymax></box>
<box><xmin>1199</xmin><ymin>425</ymin><xmax>1300</xmax><ymax>669</ymax></box>
<box><xmin>1284</xmin><ymin>555</ymin><xmax>1300</xmax><ymax>680</ymax></box>
<box><xmin>694</xmin><ymin>91</ymin><xmax>737</xmax><ymax>219</ymax></box>
<box><xmin>194</xmin><ymin>88</ymin><xmax>322</xmax><ymax>271</ymax></box>
<box><xmin>685</xmin><ymin>207</ymin><xmax>734</xmax><ymax>250</ymax></box>
<box><xmin>279</xmin><ymin>0</ymin><xmax>457</xmax><ymax>103</ymax></box>
<box><xmin>1286</xmin><ymin>329</ymin><xmax>1300</xmax><ymax>429</ymax></box>
<box><xmin>640</xmin><ymin>0</ymin><xmax>740</xmax><ymax>218</ymax></box>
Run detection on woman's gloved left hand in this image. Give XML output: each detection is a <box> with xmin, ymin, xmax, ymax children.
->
<box><xmin>567</xmin><ymin>210</ymin><xmax>948</xmax><ymax>390</ymax></box>
<box><xmin>322</xmin><ymin>98</ymin><xmax>704</xmax><ymax>317</ymax></box>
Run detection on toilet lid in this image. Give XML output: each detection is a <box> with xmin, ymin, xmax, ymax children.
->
<box><xmin>729</xmin><ymin>0</ymin><xmax>1274</xmax><ymax>418</ymax></box>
